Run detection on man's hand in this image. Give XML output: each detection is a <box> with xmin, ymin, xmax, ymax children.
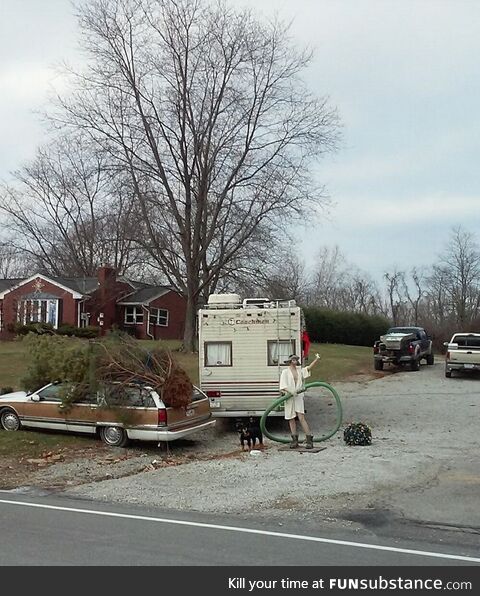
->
<box><xmin>315</xmin><ymin>353</ymin><xmax>321</xmax><ymax>360</ymax></box>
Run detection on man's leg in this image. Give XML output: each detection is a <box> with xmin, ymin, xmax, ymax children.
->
<box><xmin>297</xmin><ymin>413</ymin><xmax>311</xmax><ymax>435</ymax></box>
<box><xmin>288</xmin><ymin>418</ymin><xmax>298</xmax><ymax>448</ymax></box>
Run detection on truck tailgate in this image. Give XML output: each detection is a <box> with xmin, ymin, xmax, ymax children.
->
<box><xmin>449</xmin><ymin>349</ymin><xmax>480</xmax><ymax>365</ymax></box>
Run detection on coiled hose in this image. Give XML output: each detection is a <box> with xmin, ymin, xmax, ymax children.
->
<box><xmin>259</xmin><ymin>381</ymin><xmax>343</xmax><ymax>444</ymax></box>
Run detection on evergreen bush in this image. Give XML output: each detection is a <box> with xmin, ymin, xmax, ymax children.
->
<box><xmin>303</xmin><ymin>307</ymin><xmax>390</xmax><ymax>346</ymax></box>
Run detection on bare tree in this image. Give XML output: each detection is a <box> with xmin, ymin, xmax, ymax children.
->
<box><xmin>384</xmin><ymin>269</ymin><xmax>405</xmax><ymax>326</ymax></box>
<box><xmin>0</xmin><ymin>243</ymin><xmax>31</xmax><ymax>278</ymax></box>
<box><xmin>437</xmin><ymin>226</ymin><xmax>480</xmax><ymax>325</ymax></box>
<box><xmin>51</xmin><ymin>0</ymin><xmax>339</xmax><ymax>349</ymax></box>
<box><xmin>309</xmin><ymin>246</ymin><xmax>347</xmax><ymax>308</ymax></box>
<box><xmin>401</xmin><ymin>267</ymin><xmax>426</xmax><ymax>325</ymax></box>
<box><xmin>0</xmin><ymin>135</ymin><xmax>140</xmax><ymax>277</ymax></box>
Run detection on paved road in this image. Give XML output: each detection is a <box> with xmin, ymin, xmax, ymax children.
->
<box><xmin>0</xmin><ymin>493</ymin><xmax>479</xmax><ymax>566</ymax></box>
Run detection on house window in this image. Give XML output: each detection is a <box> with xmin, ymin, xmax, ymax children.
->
<box><xmin>267</xmin><ymin>340</ymin><xmax>296</xmax><ymax>366</ymax></box>
<box><xmin>150</xmin><ymin>308</ymin><xmax>169</xmax><ymax>326</ymax></box>
<box><xmin>124</xmin><ymin>306</ymin><xmax>144</xmax><ymax>324</ymax></box>
<box><xmin>204</xmin><ymin>342</ymin><xmax>232</xmax><ymax>367</ymax></box>
<box><xmin>17</xmin><ymin>299</ymin><xmax>59</xmax><ymax>328</ymax></box>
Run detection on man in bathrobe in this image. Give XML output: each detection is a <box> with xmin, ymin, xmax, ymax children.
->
<box><xmin>279</xmin><ymin>353</ymin><xmax>321</xmax><ymax>449</ymax></box>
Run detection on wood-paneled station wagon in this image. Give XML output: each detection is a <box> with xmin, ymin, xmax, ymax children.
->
<box><xmin>0</xmin><ymin>383</ymin><xmax>215</xmax><ymax>447</ymax></box>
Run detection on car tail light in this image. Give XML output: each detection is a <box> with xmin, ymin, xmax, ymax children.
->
<box><xmin>158</xmin><ymin>408</ymin><xmax>167</xmax><ymax>426</ymax></box>
<box><xmin>206</xmin><ymin>390</ymin><xmax>221</xmax><ymax>398</ymax></box>
<box><xmin>373</xmin><ymin>345</ymin><xmax>379</xmax><ymax>354</ymax></box>
<box><xmin>408</xmin><ymin>344</ymin><xmax>415</xmax><ymax>354</ymax></box>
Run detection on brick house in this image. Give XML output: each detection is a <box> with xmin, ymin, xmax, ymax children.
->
<box><xmin>0</xmin><ymin>266</ymin><xmax>186</xmax><ymax>341</ymax></box>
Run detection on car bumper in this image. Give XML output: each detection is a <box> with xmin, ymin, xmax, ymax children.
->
<box><xmin>375</xmin><ymin>355</ymin><xmax>414</xmax><ymax>363</ymax></box>
<box><xmin>126</xmin><ymin>419</ymin><xmax>216</xmax><ymax>442</ymax></box>
<box><xmin>446</xmin><ymin>362</ymin><xmax>480</xmax><ymax>372</ymax></box>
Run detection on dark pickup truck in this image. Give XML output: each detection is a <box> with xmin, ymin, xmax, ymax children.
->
<box><xmin>373</xmin><ymin>326</ymin><xmax>434</xmax><ymax>371</ymax></box>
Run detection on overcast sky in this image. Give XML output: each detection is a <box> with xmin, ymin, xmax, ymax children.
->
<box><xmin>1</xmin><ymin>0</ymin><xmax>479</xmax><ymax>281</ymax></box>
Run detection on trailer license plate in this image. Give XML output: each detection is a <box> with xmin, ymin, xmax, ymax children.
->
<box><xmin>209</xmin><ymin>399</ymin><xmax>221</xmax><ymax>408</ymax></box>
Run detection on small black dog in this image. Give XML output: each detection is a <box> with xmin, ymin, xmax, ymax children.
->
<box><xmin>237</xmin><ymin>417</ymin><xmax>263</xmax><ymax>451</ymax></box>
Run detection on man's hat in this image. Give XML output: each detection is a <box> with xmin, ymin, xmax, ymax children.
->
<box><xmin>284</xmin><ymin>354</ymin><xmax>300</xmax><ymax>364</ymax></box>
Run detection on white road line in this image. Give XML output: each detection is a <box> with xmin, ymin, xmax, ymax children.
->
<box><xmin>0</xmin><ymin>497</ymin><xmax>479</xmax><ymax>563</ymax></box>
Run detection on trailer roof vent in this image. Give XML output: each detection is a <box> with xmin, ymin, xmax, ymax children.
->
<box><xmin>207</xmin><ymin>293</ymin><xmax>242</xmax><ymax>308</ymax></box>
<box><xmin>242</xmin><ymin>298</ymin><xmax>270</xmax><ymax>309</ymax></box>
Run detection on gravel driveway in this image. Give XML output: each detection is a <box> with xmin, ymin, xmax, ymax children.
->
<box><xmin>56</xmin><ymin>362</ymin><xmax>480</xmax><ymax>530</ymax></box>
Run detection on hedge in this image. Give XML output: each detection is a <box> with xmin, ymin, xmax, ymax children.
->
<box><xmin>11</xmin><ymin>322</ymin><xmax>100</xmax><ymax>339</ymax></box>
<box><xmin>303</xmin><ymin>307</ymin><xmax>390</xmax><ymax>347</ymax></box>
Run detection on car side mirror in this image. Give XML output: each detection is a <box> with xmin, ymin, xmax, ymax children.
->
<box><xmin>31</xmin><ymin>394</ymin><xmax>40</xmax><ymax>402</ymax></box>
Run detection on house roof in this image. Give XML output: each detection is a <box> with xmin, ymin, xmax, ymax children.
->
<box><xmin>53</xmin><ymin>277</ymin><xmax>99</xmax><ymax>295</ymax></box>
<box><xmin>0</xmin><ymin>273</ymin><xmax>85</xmax><ymax>299</ymax></box>
<box><xmin>0</xmin><ymin>279</ymin><xmax>22</xmax><ymax>292</ymax></box>
<box><xmin>118</xmin><ymin>286</ymin><xmax>173</xmax><ymax>305</ymax></box>
<box><xmin>0</xmin><ymin>272</ymin><xmax>176</xmax><ymax>303</ymax></box>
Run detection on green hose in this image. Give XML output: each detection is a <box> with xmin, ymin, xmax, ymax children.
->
<box><xmin>259</xmin><ymin>381</ymin><xmax>343</xmax><ymax>444</ymax></box>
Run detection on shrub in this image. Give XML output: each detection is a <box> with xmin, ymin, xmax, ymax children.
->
<box><xmin>0</xmin><ymin>387</ymin><xmax>15</xmax><ymax>395</ymax></box>
<box><xmin>10</xmin><ymin>322</ymin><xmax>55</xmax><ymax>336</ymax></box>
<box><xmin>57</xmin><ymin>324</ymin><xmax>100</xmax><ymax>339</ymax></box>
<box><xmin>303</xmin><ymin>307</ymin><xmax>390</xmax><ymax>346</ymax></box>
<box><xmin>343</xmin><ymin>422</ymin><xmax>372</xmax><ymax>446</ymax></box>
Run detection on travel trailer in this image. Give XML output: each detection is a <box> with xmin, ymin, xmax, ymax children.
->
<box><xmin>198</xmin><ymin>294</ymin><xmax>303</xmax><ymax>417</ymax></box>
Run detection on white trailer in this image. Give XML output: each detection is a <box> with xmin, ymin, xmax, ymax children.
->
<box><xmin>198</xmin><ymin>294</ymin><xmax>303</xmax><ymax>417</ymax></box>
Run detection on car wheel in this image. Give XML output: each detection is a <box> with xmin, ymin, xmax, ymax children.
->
<box><xmin>374</xmin><ymin>360</ymin><xmax>383</xmax><ymax>371</ymax></box>
<box><xmin>426</xmin><ymin>353</ymin><xmax>434</xmax><ymax>365</ymax></box>
<box><xmin>445</xmin><ymin>370</ymin><xmax>452</xmax><ymax>378</ymax></box>
<box><xmin>411</xmin><ymin>359</ymin><xmax>420</xmax><ymax>371</ymax></box>
<box><xmin>99</xmin><ymin>426</ymin><xmax>129</xmax><ymax>447</ymax></box>
<box><xmin>0</xmin><ymin>409</ymin><xmax>21</xmax><ymax>431</ymax></box>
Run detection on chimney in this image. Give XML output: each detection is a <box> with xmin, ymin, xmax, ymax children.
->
<box><xmin>97</xmin><ymin>266</ymin><xmax>117</xmax><ymax>286</ymax></box>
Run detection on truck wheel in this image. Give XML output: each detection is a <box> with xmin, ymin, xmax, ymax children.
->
<box><xmin>411</xmin><ymin>359</ymin><xmax>420</xmax><ymax>371</ymax></box>
<box><xmin>426</xmin><ymin>353</ymin><xmax>434</xmax><ymax>365</ymax></box>
<box><xmin>445</xmin><ymin>370</ymin><xmax>452</xmax><ymax>378</ymax></box>
<box><xmin>374</xmin><ymin>360</ymin><xmax>383</xmax><ymax>371</ymax></box>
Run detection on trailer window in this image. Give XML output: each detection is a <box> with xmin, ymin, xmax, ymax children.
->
<box><xmin>204</xmin><ymin>342</ymin><xmax>232</xmax><ymax>366</ymax></box>
<box><xmin>268</xmin><ymin>340</ymin><xmax>296</xmax><ymax>366</ymax></box>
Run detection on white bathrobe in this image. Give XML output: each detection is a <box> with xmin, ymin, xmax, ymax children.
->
<box><xmin>279</xmin><ymin>366</ymin><xmax>311</xmax><ymax>420</ymax></box>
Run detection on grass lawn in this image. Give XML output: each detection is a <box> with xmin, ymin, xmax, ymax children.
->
<box><xmin>0</xmin><ymin>338</ymin><xmax>372</xmax><ymax>390</ymax></box>
<box><xmin>0</xmin><ymin>429</ymin><xmax>98</xmax><ymax>459</ymax></box>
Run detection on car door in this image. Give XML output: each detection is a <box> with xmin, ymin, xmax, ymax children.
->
<box><xmin>21</xmin><ymin>383</ymin><xmax>69</xmax><ymax>431</ymax></box>
<box><xmin>419</xmin><ymin>330</ymin><xmax>429</xmax><ymax>352</ymax></box>
<box><xmin>65</xmin><ymin>391</ymin><xmax>99</xmax><ymax>435</ymax></box>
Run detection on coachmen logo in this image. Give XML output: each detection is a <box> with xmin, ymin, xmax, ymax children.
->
<box><xmin>222</xmin><ymin>318</ymin><xmax>275</xmax><ymax>326</ymax></box>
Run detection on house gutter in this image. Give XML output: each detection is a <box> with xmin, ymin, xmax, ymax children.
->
<box><xmin>142</xmin><ymin>304</ymin><xmax>154</xmax><ymax>340</ymax></box>
<box><xmin>77</xmin><ymin>297</ymin><xmax>88</xmax><ymax>327</ymax></box>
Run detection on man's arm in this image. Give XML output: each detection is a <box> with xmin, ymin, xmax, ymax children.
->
<box><xmin>305</xmin><ymin>353</ymin><xmax>321</xmax><ymax>372</ymax></box>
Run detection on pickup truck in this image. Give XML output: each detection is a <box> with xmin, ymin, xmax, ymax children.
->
<box><xmin>444</xmin><ymin>333</ymin><xmax>480</xmax><ymax>378</ymax></box>
<box><xmin>373</xmin><ymin>326</ymin><xmax>434</xmax><ymax>371</ymax></box>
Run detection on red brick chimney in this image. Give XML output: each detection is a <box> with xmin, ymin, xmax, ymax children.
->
<box><xmin>97</xmin><ymin>266</ymin><xmax>117</xmax><ymax>286</ymax></box>
<box><xmin>96</xmin><ymin>266</ymin><xmax>118</xmax><ymax>335</ymax></box>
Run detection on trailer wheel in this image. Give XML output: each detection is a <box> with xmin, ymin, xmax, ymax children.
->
<box><xmin>374</xmin><ymin>360</ymin><xmax>383</xmax><ymax>371</ymax></box>
<box><xmin>411</xmin><ymin>359</ymin><xmax>420</xmax><ymax>371</ymax></box>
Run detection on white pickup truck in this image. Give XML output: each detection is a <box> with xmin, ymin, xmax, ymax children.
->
<box><xmin>444</xmin><ymin>333</ymin><xmax>480</xmax><ymax>378</ymax></box>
